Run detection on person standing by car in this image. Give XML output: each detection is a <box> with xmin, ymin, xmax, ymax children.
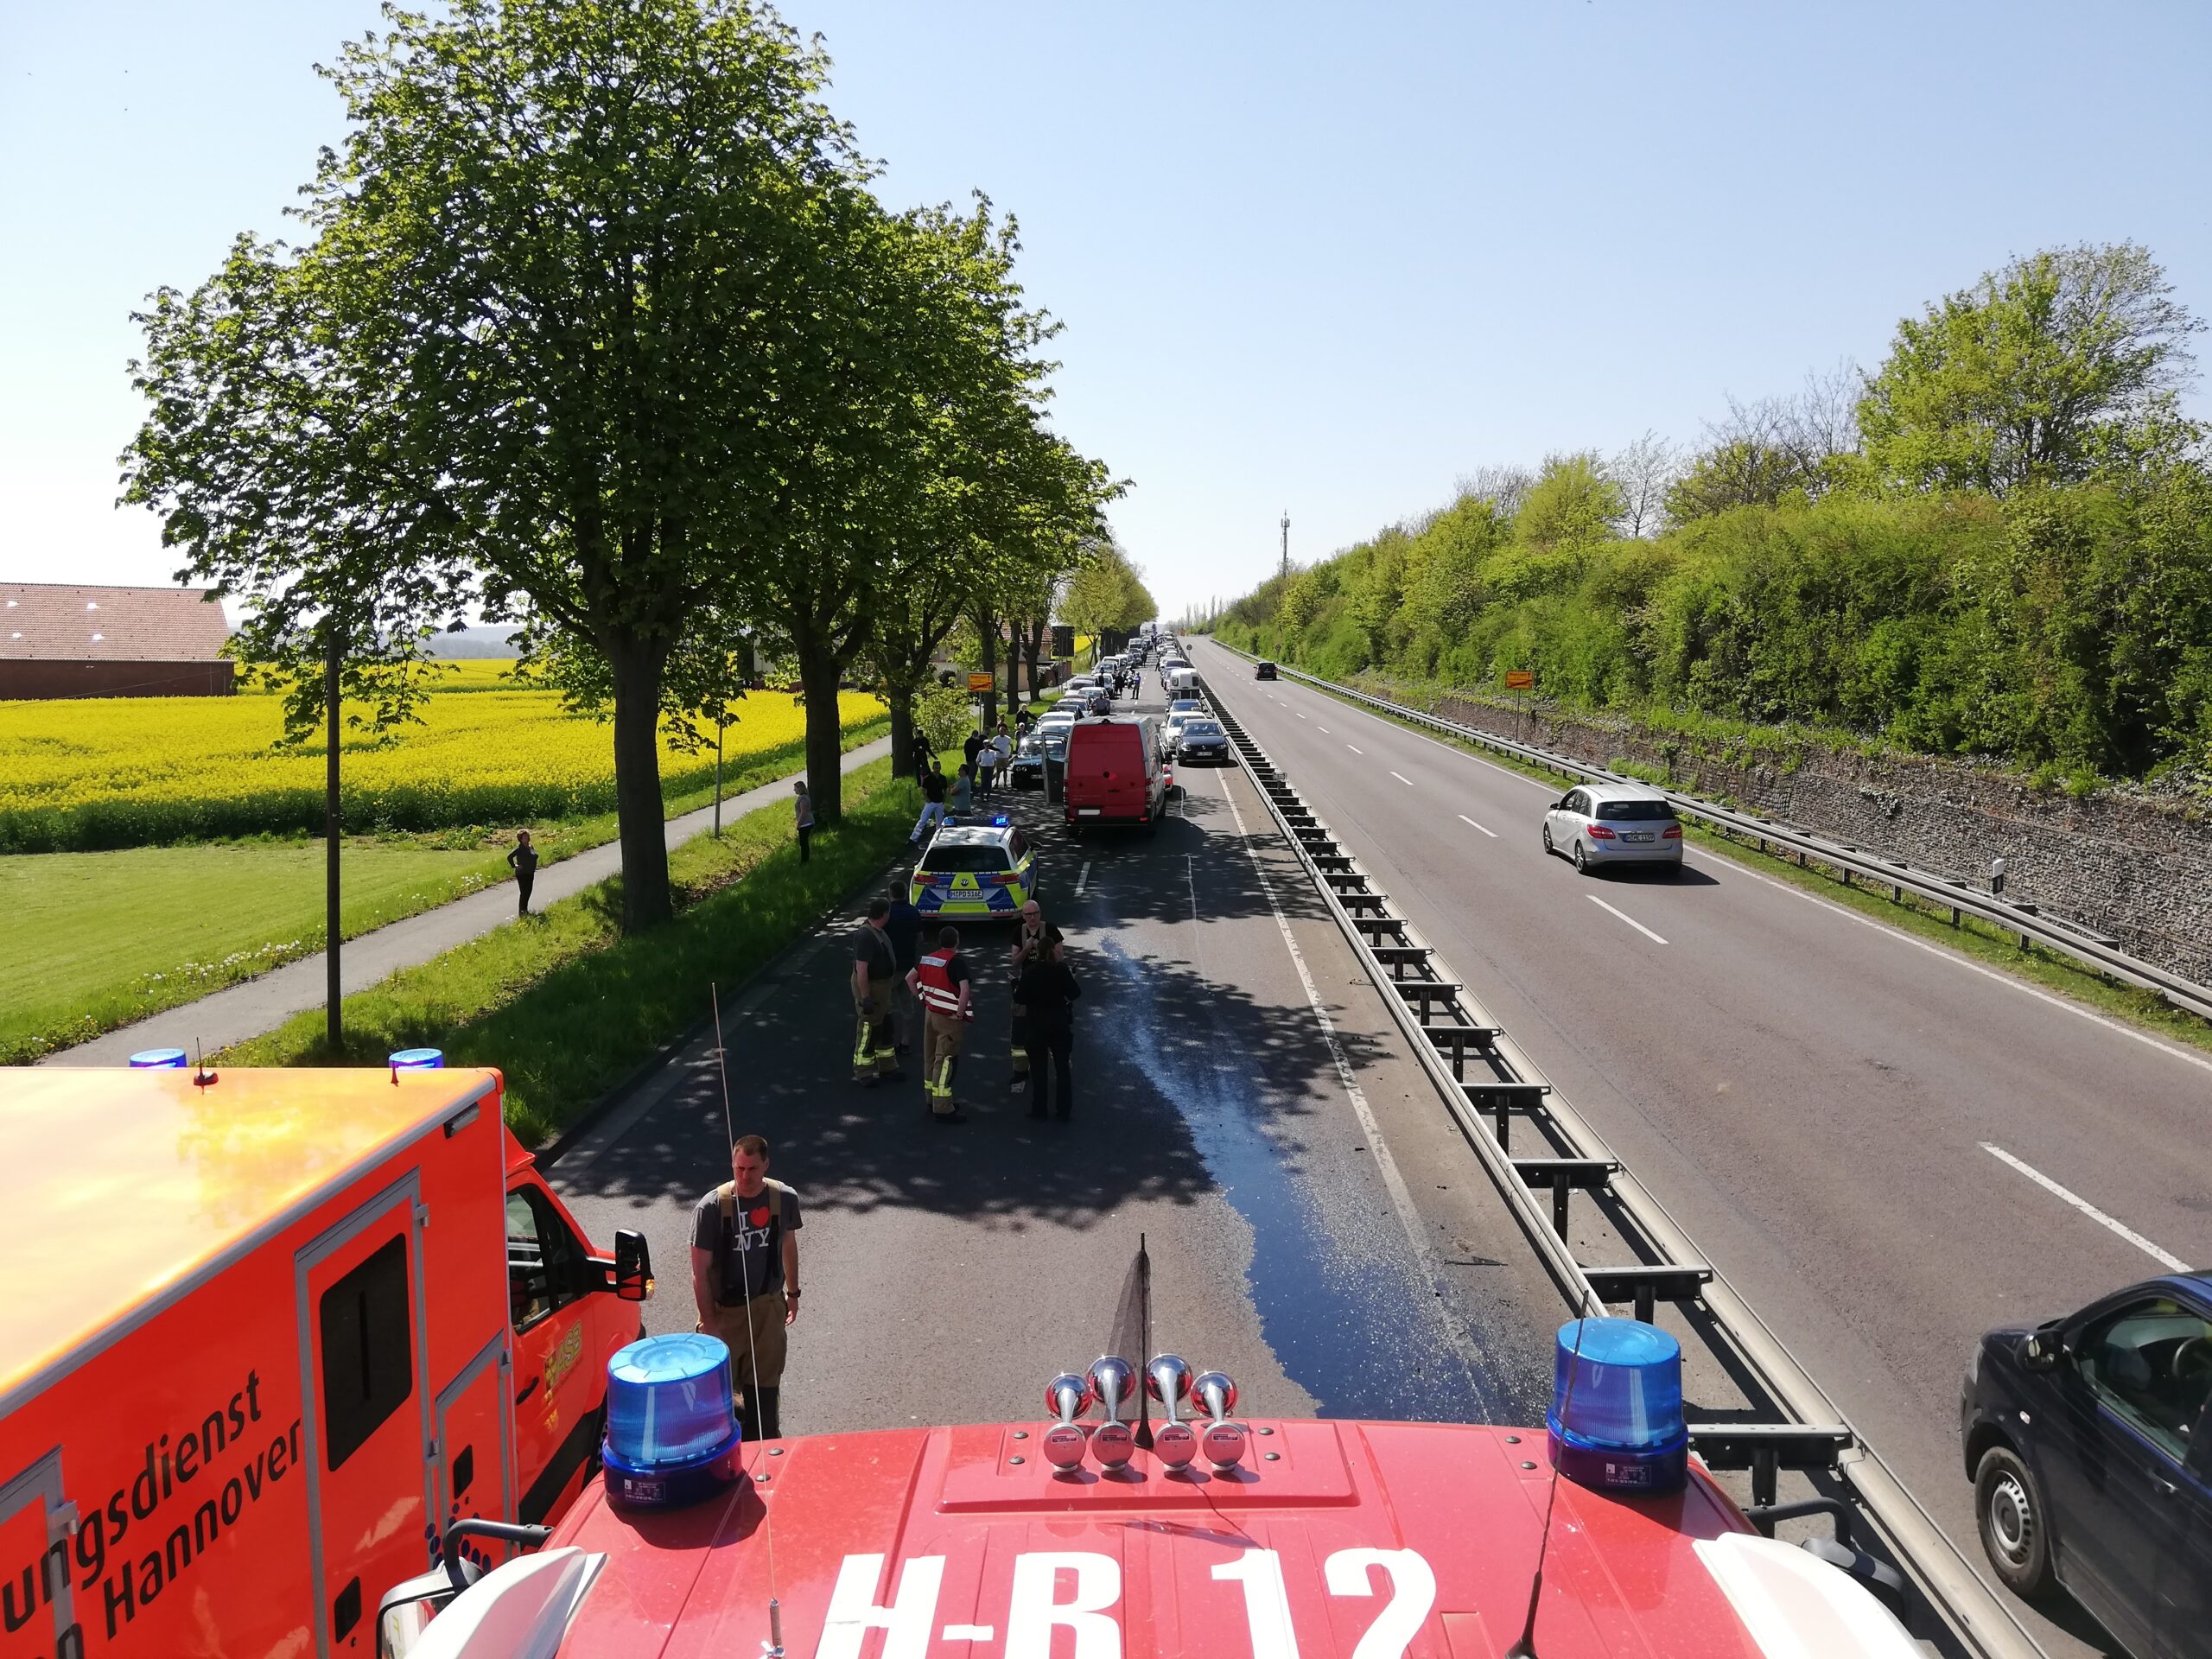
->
<box><xmin>850</xmin><ymin>899</ymin><xmax>901</xmax><ymax>1086</ymax></box>
<box><xmin>884</xmin><ymin>875</ymin><xmax>925</xmax><ymax>1056</ymax></box>
<box><xmin>507</xmin><ymin>829</ymin><xmax>539</xmax><ymax>917</ymax></box>
<box><xmin>947</xmin><ymin>763</ymin><xmax>975</xmax><ymax>820</ymax></box>
<box><xmin>690</xmin><ymin>1135</ymin><xmax>801</xmax><ymax>1443</ymax></box>
<box><xmin>976</xmin><ymin>729</ymin><xmax>1001</xmax><ymax>798</ymax></box>
<box><xmin>1007</xmin><ymin>901</ymin><xmax>1053</xmax><ymax>1092</ymax></box>
<box><xmin>1014</xmin><ymin>937</ymin><xmax>1081</xmax><ymax>1120</ymax></box>
<box><xmin>911</xmin><ymin>760</ymin><xmax>948</xmax><ymax>845</ymax></box>
<box><xmin>910</xmin><ymin>926</ymin><xmax>973</xmax><ymax>1123</ymax></box>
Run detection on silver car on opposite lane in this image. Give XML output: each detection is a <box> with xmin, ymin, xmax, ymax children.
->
<box><xmin>1541</xmin><ymin>783</ymin><xmax>1683</xmax><ymax>874</ymax></box>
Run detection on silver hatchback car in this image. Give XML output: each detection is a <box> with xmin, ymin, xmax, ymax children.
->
<box><xmin>1541</xmin><ymin>783</ymin><xmax>1683</xmax><ymax>874</ymax></box>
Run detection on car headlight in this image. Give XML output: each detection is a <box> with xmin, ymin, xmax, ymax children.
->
<box><xmin>1965</xmin><ymin>1345</ymin><xmax>1980</xmax><ymax>1391</ymax></box>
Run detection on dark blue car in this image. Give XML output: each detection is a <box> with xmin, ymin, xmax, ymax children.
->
<box><xmin>1961</xmin><ymin>1273</ymin><xmax>2212</xmax><ymax>1657</ymax></box>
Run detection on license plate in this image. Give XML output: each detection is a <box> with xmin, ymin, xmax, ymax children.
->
<box><xmin>1623</xmin><ymin>833</ymin><xmax>1653</xmax><ymax>843</ymax></box>
<box><xmin>1078</xmin><ymin>808</ymin><xmax>1102</xmax><ymax>817</ymax></box>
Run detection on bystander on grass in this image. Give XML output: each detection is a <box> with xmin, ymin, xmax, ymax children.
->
<box><xmin>219</xmin><ymin>759</ymin><xmax>919</xmax><ymax>1144</ymax></box>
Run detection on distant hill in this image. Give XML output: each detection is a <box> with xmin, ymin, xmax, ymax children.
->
<box><xmin>426</xmin><ymin>626</ymin><xmax>523</xmax><ymax>659</ymax></box>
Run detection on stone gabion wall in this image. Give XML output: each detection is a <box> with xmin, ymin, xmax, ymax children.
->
<box><xmin>1401</xmin><ymin>687</ymin><xmax>2212</xmax><ymax>989</ymax></box>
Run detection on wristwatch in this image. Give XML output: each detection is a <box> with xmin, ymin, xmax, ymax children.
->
<box><xmin>784</xmin><ymin>1287</ymin><xmax>801</xmax><ymax>1298</ymax></box>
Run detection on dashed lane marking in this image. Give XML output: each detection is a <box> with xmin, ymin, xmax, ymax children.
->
<box><xmin>1389</xmin><ymin>771</ymin><xmax>1414</xmax><ymax>786</ymax></box>
<box><xmin>1459</xmin><ymin>814</ymin><xmax>1497</xmax><ymax>838</ymax></box>
<box><xmin>1588</xmin><ymin>894</ymin><xmax>1668</xmax><ymax>944</ymax></box>
<box><xmin>1981</xmin><ymin>1143</ymin><xmax>2190</xmax><ymax>1271</ymax></box>
<box><xmin>1346</xmin><ymin>744</ymin><xmax>1363</xmax><ymax>755</ymax></box>
<box><xmin>1075</xmin><ymin>860</ymin><xmax>1092</xmax><ymax>897</ymax></box>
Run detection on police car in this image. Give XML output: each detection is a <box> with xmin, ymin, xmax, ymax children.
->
<box><xmin>909</xmin><ymin>819</ymin><xmax>1037</xmax><ymax>918</ymax></box>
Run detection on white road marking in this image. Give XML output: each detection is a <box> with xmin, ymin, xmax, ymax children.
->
<box><xmin>1458</xmin><ymin>814</ymin><xmax>1497</xmax><ymax>838</ymax></box>
<box><xmin>1346</xmin><ymin>744</ymin><xmax>1363</xmax><ymax>755</ymax></box>
<box><xmin>1318</xmin><ymin>727</ymin><xmax>1331</xmax><ymax>734</ymax></box>
<box><xmin>1588</xmin><ymin>894</ymin><xmax>1668</xmax><ymax>944</ymax></box>
<box><xmin>1389</xmin><ymin>771</ymin><xmax>1414</xmax><ymax>786</ymax></box>
<box><xmin>1980</xmin><ymin>1144</ymin><xmax>2190</xmax><ymax>1271</ymax></box>
<box><xmin>1212</xmin><ymin>771</ymin><xmax>1438</xmax><ymax>1284</ymax></box>
<box><xmin>1706</xmin><ymin>855</ymin><xmax>2212</xmax><ymax>1079</ymax></box>
<box><xmin>1296</xmin><ymin>711</ymin><xmax>1307</xmax><ymax>720</ymax></box>
<box><xmin>1075</xmin><ymin>859</ymin><xmax>1092</xmax><ymax>897</ymax></box>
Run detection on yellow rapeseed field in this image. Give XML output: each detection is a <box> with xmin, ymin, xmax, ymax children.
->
<box><xmin>0</xmin><ymin>679</ymin><xmax>885</xmax><ymax>851</ymax></box>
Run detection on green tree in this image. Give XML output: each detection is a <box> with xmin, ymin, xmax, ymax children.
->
<box><xmin>124</xmin><ymin>0</ymin><xmax>877</xmax><ymax>932</ymax></box>
<box><xmin>1858</xmin><ymin>242</ymin><xmax>2204</xmax><ymax>497</ymax></box>
<box><xmin>1516</xmin><ymin>453</ymin><xmax>1624</xmax><ymax>548</ymax></box>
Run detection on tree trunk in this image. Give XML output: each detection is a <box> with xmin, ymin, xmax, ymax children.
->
<box><xmin>607</xmin><ymin>635</ymin><xmax>676</xmax><ymax>933</ymax></box>
<box><xmin>1003</xmin><ymin>623</ymin><xmax>1022</xmax><ymax>714</ymax></box>
<box><xmin>796</xmin><ymin>633</ymin><xmax>847</xmax><ymax>826</ymax></box>
<box><xmin>975</xmin><ymin>613</ymin><xmax>1001</xmax><ymax>732</ymax></box>
<box><xmin>1023</xmin><ymin>620</ymin><xmax>1045</xmax><ymax>699</ymax></box>
<box><xmin>886</xmin><ymin>681</ymin><xmax>918</xmax><ymax>779</ymax></box>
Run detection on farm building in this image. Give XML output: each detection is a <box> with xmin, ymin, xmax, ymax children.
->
<box><xmin>0</xmin><ymin>582</ymin><xmax>233</xmax><ymax>699</ymax></box>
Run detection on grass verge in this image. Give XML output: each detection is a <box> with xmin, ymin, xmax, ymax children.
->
<box><xmin>218</xmin><ymin>758</ymin><xmax>918</xmax><ymax>1146</ymax></box>
<box><xmin>1274</xmin><ymin>672</ymin><xmax>2212</xmax><ymax>1058</ymax></box>
<box><xmin>6</xmin><ymin>716</ymin><xmax>887</xmax><ymax>1065</ymax></box>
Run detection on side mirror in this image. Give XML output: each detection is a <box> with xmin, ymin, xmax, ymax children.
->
<box><xmin>377</xmin><ymin>1568</ymin><xmax>465</xmax><ymax>1659</ymax></box>
<box><xmin>2020</xmin><ymin>1332</ymin><xmax>2061</xmax><ymax>1371</ymax></box>
<box><xmin>613</xmin><ymin>1230</ymin><xmax>654</xmax><ymax>1303</ymax></box>
<box><xmin>1556</xmin><ymin>797</ymin><xmax>1574</xmax><ymax>810</ymax></box>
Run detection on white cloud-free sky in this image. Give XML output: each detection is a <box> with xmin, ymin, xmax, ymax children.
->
<box><xmin>3</xmin><ymin>1</ymin><xmax>2207</xmax><ymax>619</ymax></box>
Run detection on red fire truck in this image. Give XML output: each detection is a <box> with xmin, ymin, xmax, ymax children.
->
<box><xmin>374</xmin><ymin>1346</ymin><xmax>1923</xmax><ymax>1657</ymax></box>
<box><xmin>0</xmin><ymin>1065</ymin><xmax>651</xmax><ymax>1659</ymax></box>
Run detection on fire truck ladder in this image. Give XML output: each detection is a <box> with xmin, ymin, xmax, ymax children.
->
<box><xmin>1204</xmin><ymin>685</ymin><xmax>2047</xmax><ymax>1659</ymax></box>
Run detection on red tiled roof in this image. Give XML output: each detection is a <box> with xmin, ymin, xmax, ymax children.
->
<box><xmin>0</xmin><ymin>582</ymin><xmax>231</xmax><ymax>662</ymax></box>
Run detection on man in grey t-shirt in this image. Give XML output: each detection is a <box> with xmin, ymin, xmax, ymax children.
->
<box><xmin>690</xmin><ymin>1135</ymin><xmax>802</xmax><ymax>1441</ymax></box>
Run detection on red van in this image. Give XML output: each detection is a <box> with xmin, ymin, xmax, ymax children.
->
<box><xmin>1064</xmin><ymin>715</ymin><xmax>1167</xmax><ymax>830</ymax></box>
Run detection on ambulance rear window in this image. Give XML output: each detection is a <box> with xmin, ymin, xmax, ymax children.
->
<box><xmin>922</xmin><ymin>843</ymin><xmax>1011</xmax><ymax>873</ymax></box>
<box><xmin>319</xmin><ymin>1234</ymin><xmax>415</xmax><ymax>1470</ymax></box>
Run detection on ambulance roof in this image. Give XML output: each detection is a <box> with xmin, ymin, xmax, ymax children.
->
<box><xmin>524</xmin><ymin>1420</ymin><xmax>1917</xmax><ymax>1658</ymax></box>
<box><xmin>0</xmin><ymin>1065</ymin><xmax>499</xmax><ymax>1410</ymax></box>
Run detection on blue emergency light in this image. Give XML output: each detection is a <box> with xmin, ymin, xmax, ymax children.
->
<box><xmin>990</xmin><ymin>814</ymin><xmax>1010</xmax><ymax>827</ymax></box>
<box><xmin>388</xmin><ymin>1047</ymin><xmax>444</xmax><ymax>1070</ymax></box>
<box><xmin>1545</xmin><ymin>1317</ymin><xmax>1688</xmax><ymax>1495</ymax></box>
<box><xmin>129</xmin><ymin>1048</ymin><xmax>188</xmax><ymax>1069</ymax></box>
<box><xmin>601</xmin><ymin>1333</ymin><xmax>744</xmax><ymax>1508</ymax></box>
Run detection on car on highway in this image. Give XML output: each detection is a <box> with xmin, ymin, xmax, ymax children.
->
<box><xmin>1255</xmin><ymin>660</ymin><xmax>1279</xmax><ymax>679</ymax></box>
<box><xmin>1541</xmin><ymin>782</ymin><xmax>1684</xmax><ymax>874</ymax></box>
<box><xmin>1065</xmin><ymin>715</ymin><xmax>1168</xmax><ymax>831</ymax></box>
<box><xmin>1173</xmin><ymin>716</ymin><xmax>1233</xmax><ymax>766</ymax></box>
<box><xmin>1007</xmin><ymin>731</ymin><xmax>1047</xmax><ymax>790</ymax></box>
<box><xmin>909</xmin><ymin>820</ymin><xmax>1038</xmax><ymax>918</ymax></box>
<box><xmin>1167</xmin><ymin>696</ymin><xmax>1207</xmax><ymax>717</ymax></box>
<box><xmin>1164</xmin><ymin>708</ymin><xmax>1206</xmax><ymax>751</ymax></box>
<box><xmin>1960</xmin><ymin>1273</ymin><xmax>2212</xmax><ymax>1658</ymax></box>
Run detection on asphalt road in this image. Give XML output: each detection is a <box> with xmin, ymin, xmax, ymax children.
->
<box><xmin>1187</xmin><ymin>636</ymin><xmax>2212</xmax><ymax>1659</ymax></box>
<box><xmin>552</xmin><ymin>679</ymin><xmax>1562</xmax><ymax>1449</ymax></box>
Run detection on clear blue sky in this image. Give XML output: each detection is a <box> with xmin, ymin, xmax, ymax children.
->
<box><xmin>4</xmin><ymin>1</ymin><xmax>2208</xmax><ymax>620</ymax></box>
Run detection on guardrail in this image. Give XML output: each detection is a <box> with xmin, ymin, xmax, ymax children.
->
<box><xmin>1208</xmin><ymin>641</ymin><xmax>2212</xmax><ymax>1024</ymax></box>
<box><xmin>1196</xmin><ymin>662</ymin><xmax>2047</xmax><ymax>1659</ymax></box>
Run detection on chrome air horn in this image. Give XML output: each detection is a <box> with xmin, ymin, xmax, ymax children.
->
<box><xmin>1088</xmin><ymin>1357</ymin><xmax>1137</xmax><ymax>1469</ymax></box>
<box><xmin>1193</xmin><ymin>1370</ymin><xmax>1248</xmax><ymax>1468</ymax></box>
<box><xmin>1145</xmin><ymin>1355</ymin><xmax>1198</xmax><ymax>1468</ymax></box>
<box><xmin>1041</xmin><ymin>1372</ymin><xmax>1095</xmax><ymax>1471</ymax></box>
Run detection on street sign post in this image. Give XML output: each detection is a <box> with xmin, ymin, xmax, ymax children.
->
<box><xmin>1504</xmin><ymin>668</ymin><xmax>1535</xmax><ymax>743</ymax></box>
<box><xmin>967</xmin><ymin>671</ymin><xmax>994</xmax><ymax>693</ymax></box>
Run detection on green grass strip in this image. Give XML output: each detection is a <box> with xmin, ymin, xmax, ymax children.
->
<box><xmin>219</xmin><ymin>757</ymin><xmax>920</xmax><ymax>1146</ymax></box>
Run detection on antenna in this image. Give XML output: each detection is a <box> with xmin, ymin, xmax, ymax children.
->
<box><xmin>1504</xmin><ymin>1319</ymin><xmax>1589</xmax><ymax>1659</ymax></box>
<box><xmin>710</xmin><ymin>987</ymin><xmax>784</xmax><ymax>1657</ymax></box>
<box><xmin>1134</xmin><ymin>1233</ymin><xmax>1154</xmax><ymax>1450</ymax></box>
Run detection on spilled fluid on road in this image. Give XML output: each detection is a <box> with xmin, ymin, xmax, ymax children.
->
<box><xmin>1095</xmin><ymin>932</ymin><xmax>1541</xmax><ymax>1425</ymax></box>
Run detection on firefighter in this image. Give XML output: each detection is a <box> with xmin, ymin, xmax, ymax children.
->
<box><xmin>909</xmin><ymin>925</ymin><xmax>973</xmax><ymax>1123</ymax></box>
<box><xmin>850</xmin><ymin>899</ymin><xmax>901</xmax><ymax>1085</ymax></box>
<box><xmin>1007</xmin><ymin>900</ymin><xmax>1053</xmax><ymax>1091</ymax></box>
<box><xmin>690</xmin><ymin>1135</ymin><xmax>801</xmax><ymax>1443</ymax></box>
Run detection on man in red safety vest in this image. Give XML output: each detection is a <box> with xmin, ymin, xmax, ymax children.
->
<box><xmin>908</xmin><ymin>925</ymin><xmax>973</xmax><ymax>1124</ymax></box>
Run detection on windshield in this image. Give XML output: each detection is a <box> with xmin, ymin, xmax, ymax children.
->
<box><xmin>1595</xmin><ymin>799</ymin><xmax>1675</xmax><ymax>821</ymax></box>
<box><xmin>1182</xmin><ymin>721</ymin><xmax>1222</xmax><ymax>737</ymax></box>
<box><xmin>920</xmin><ymin>842</ymin><xmax>1012</xmax><ymax>873</ymax></box>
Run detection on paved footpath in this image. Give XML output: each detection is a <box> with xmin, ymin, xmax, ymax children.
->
<box><xmin>45</xmin><ymin>738</ymin><xmax>891</xmax><ymax>1066</ymax></box>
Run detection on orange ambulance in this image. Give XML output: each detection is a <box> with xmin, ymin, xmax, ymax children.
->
<box><xmin>0</xmin><ymin>1065</ymin><xmax>650</xmax><ymax>1659</ymax></box>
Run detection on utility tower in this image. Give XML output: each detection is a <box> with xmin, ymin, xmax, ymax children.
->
<box><xmin>1280</xmin><ymin>511</ymin><xmax>1290</xmax><ymax>581</ymax></box>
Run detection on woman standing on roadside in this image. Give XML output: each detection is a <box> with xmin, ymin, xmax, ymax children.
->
<box><xmin>794</xmin><ymin>779</ymin><xmax>815</xmax><ymax>862</ymax></box>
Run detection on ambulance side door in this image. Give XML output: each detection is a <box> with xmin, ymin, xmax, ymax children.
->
<box><xmin>505</xmin><ymin>1182</ymin><xmax>600</xmax><ymax>1523</ymax></box>
<box><xmin>297</xmin><ymin>1179</ymin><xmax>434</xmax><ymax>1657</ymax></box>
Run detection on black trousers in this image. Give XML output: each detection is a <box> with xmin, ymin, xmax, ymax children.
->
<box><xmin>798</xmin><ymin>824</ymin><xmax>812</xmax><ymax>862</ymax></box>
<box><xmin>516</xmin><ymin>871</ymin><xmax>535</xmax><ymax>914</ymax></box>
<box><xmin>739</xmin><ymin>1384</ymin><xmax>780</xmax><ymax>1443</ymax></box>
<box><xmin>1026</xmin><ymin>1025</ymin><xmax>1073</xmax><ymax>1117</ymax></box>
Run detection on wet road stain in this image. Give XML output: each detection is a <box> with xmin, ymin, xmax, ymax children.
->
<box><xmin>1096</xmin><ymin>931</ymin><xmax>1528</xmax><ymax>1423</ymax></box>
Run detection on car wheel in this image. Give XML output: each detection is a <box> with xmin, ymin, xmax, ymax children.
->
<box><xmin>1975</xmin><ymin>1445</ymin><xmax>2056</xmax><ymax>1598</ymax></box>
<box><xmin>1572</xmin><ymin>842</ymin><xmax>1590</xmax><ymax>875</ymax></box>
<box><xmin>1541</xmin><ymin>823</ymin><xmax>1554</xmax><ymax>857</ymax></box>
